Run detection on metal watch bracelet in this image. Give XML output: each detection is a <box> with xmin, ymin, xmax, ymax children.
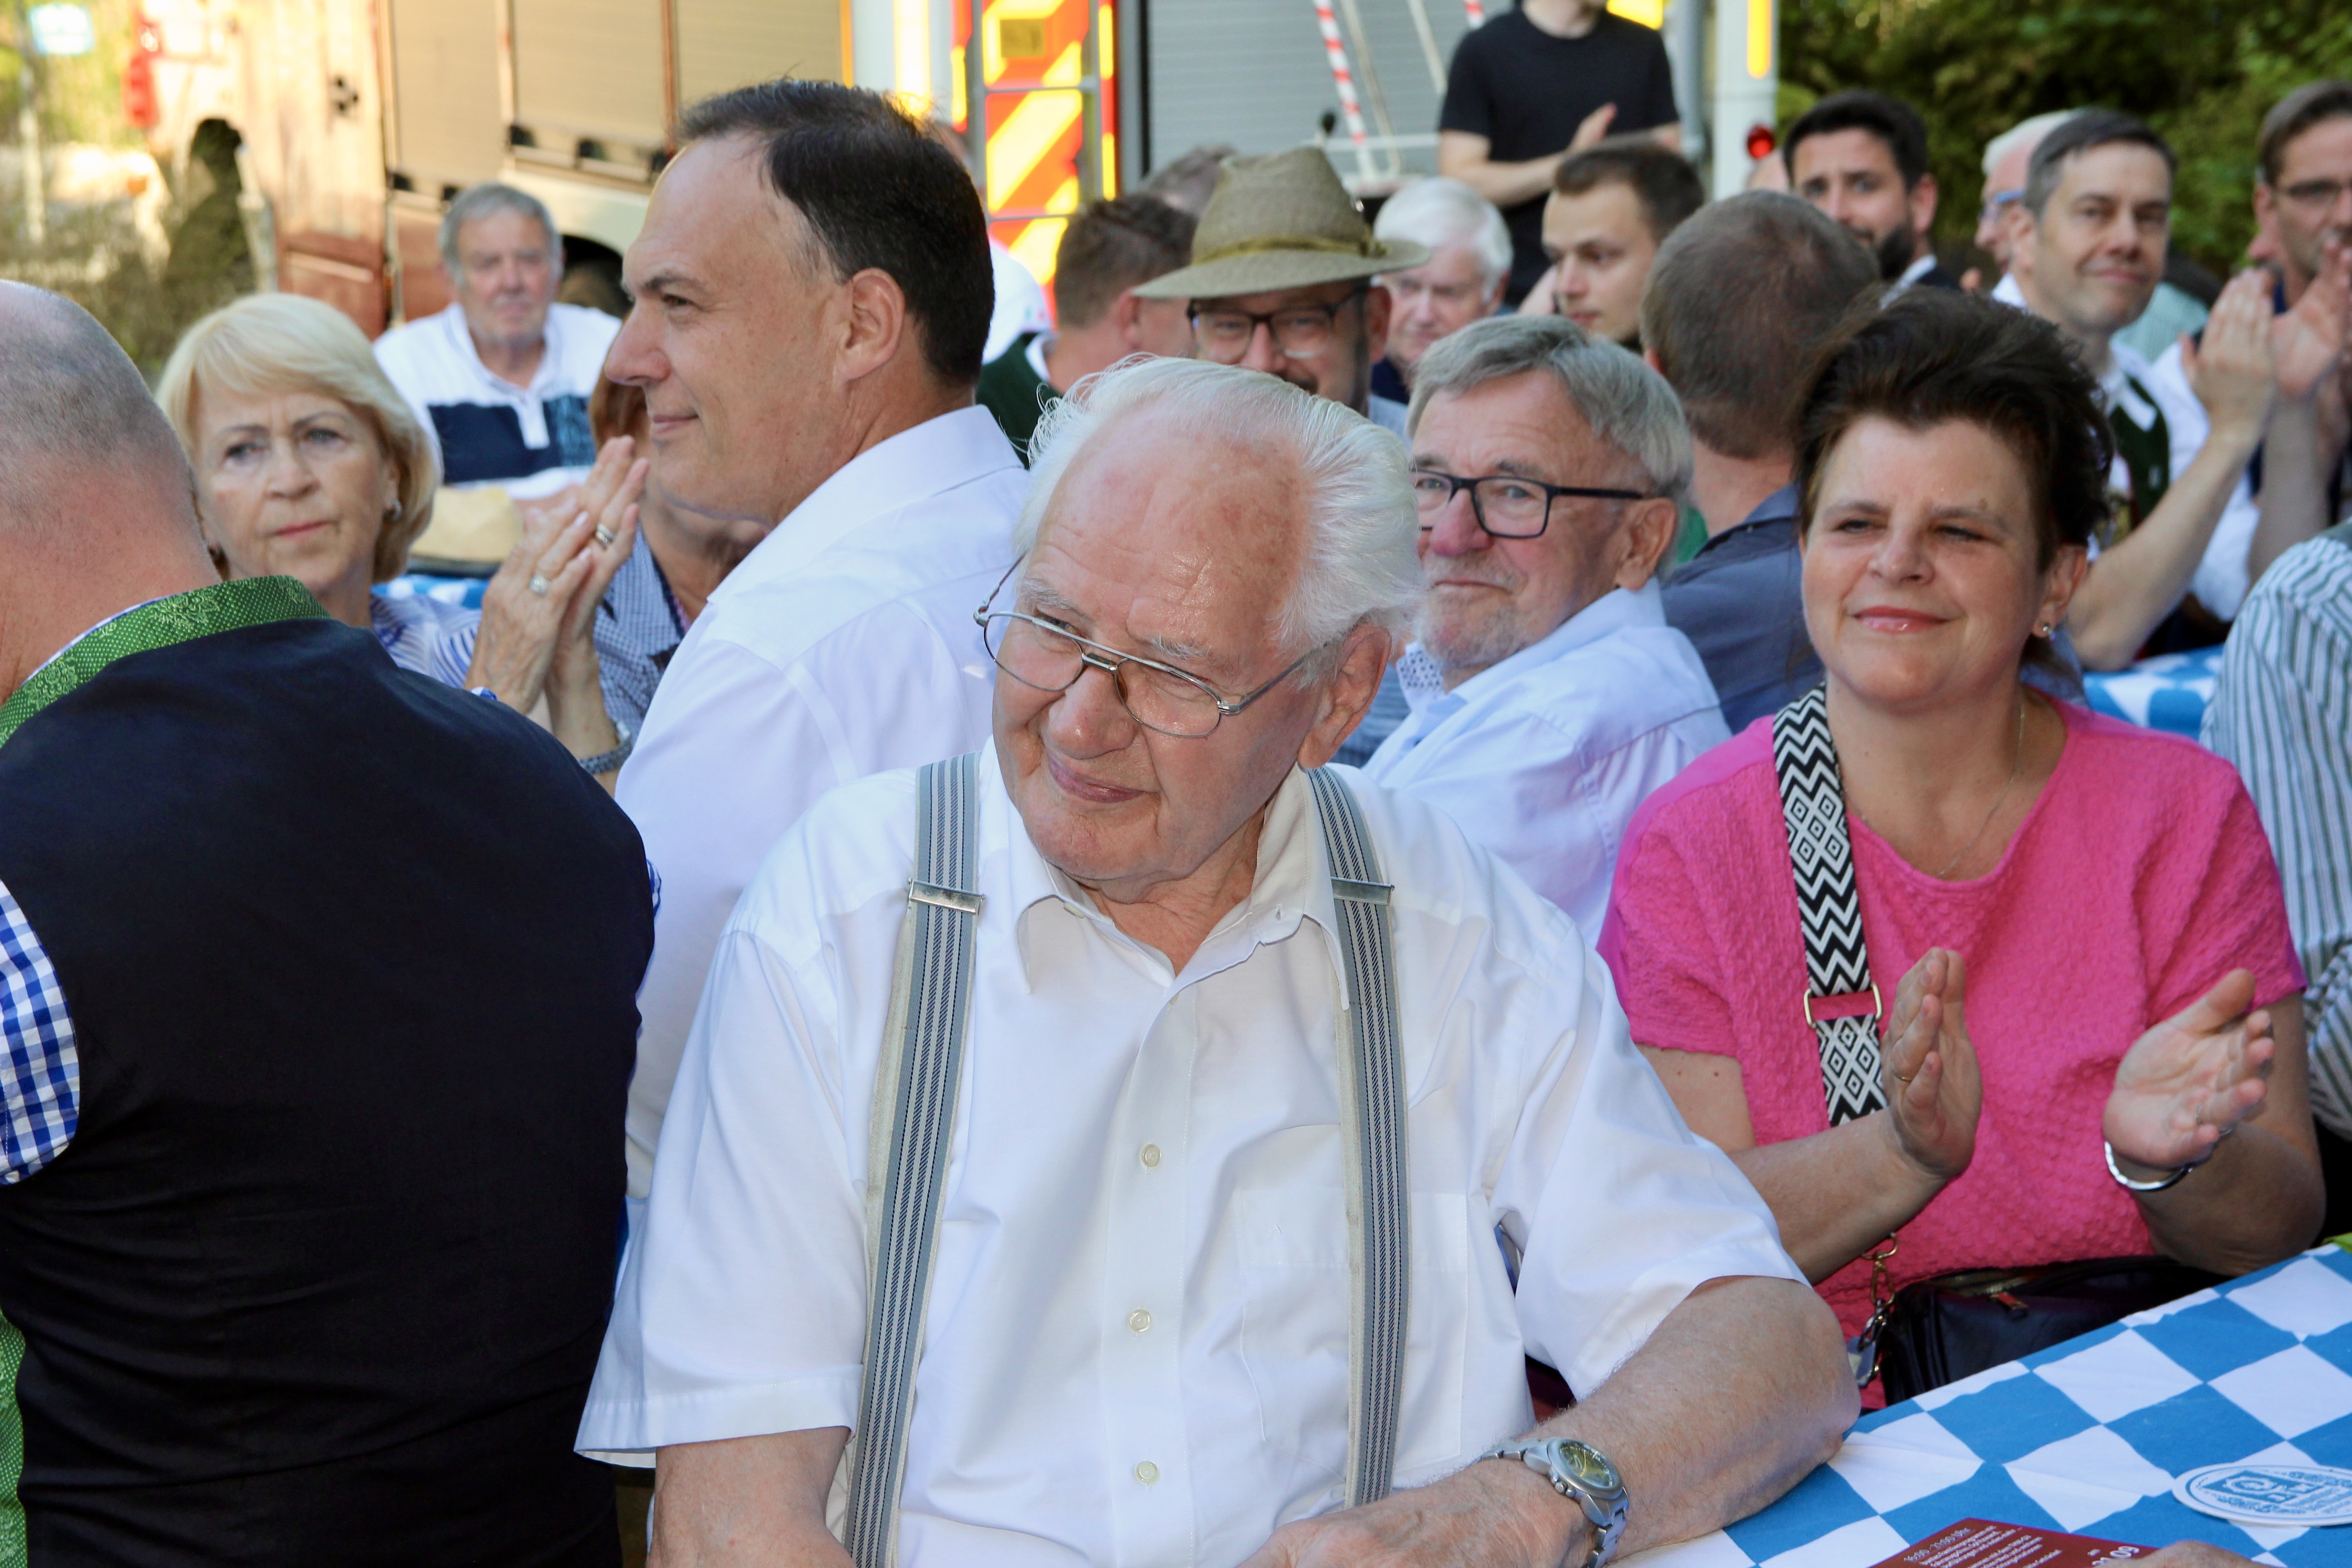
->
<box><xmin>1480</xmin><ymin>1437</ymin><xmax>1628</xmax><ymax>1568</ymax></box>
<box><xmin>576</xmin><ymin>721</ymin><xmax>635</xmax><ymax>777</ymax></box>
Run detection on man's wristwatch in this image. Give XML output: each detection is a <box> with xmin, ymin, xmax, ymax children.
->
<box><xmin>1481</xmin><ymin>1436</ymin><xmax>1628</xmax><ymax>1568</ymax></box>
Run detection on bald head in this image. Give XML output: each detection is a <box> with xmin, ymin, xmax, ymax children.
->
<box><xmin>0</xmin><ymin>285</ymin><xmax>216</xmax><ymax>699</ymax></box>
<box><xmin>0</xmin><ymin>284</ymin><xmax>195</xmax><ymax>522</ymax></box>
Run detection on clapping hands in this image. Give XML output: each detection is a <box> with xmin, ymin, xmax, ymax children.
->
<box><xmin>2104</xmin><ymin>969</ymin><xmax>2274</xmax><ymax>1176</ymax></box>
<box><xmin>1880</xmin><ymin>947</ymin><xmax>1983</xmax><ymax>1186</ymax></box>
<box><xmin>466</xmin><ymin>436</ymin><xmax>647</xmax><ymax>713</ymax></box>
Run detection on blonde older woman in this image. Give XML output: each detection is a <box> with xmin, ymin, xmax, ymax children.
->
<box><xmin>157</xmin><ymin>294</ymin><xmax>644</xmax><ymax>781</ymax></box>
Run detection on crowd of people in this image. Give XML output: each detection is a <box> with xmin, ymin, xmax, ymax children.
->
<box><xmin>0</xmin><ymin>40</ymin><xmax>2349</xmax><ymax>1568</ymax></box>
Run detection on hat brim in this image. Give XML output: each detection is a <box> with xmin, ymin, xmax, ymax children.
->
<box><xmin>1130</xmin><ymin>239</ymin><xmax>1432</xmax><ymax>302</ymax></box>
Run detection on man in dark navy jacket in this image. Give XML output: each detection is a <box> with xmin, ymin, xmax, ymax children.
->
<box><xmin>0</xmin><ymin>282</ymin><xmax>652</xmax><ymax>1567</ymax></box>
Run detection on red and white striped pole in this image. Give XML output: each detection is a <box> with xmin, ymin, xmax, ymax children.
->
<box><xmin>1311</xmin><ymin>0</ymin><xmax>1377</xmax><ymax>183</ymax></box>
<box><xmin>1463</xmin><ymin>0</ymin><xmax>1487</xmax><ymax>26</ymax></box>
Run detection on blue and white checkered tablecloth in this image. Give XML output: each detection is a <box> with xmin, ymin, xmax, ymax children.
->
<box><xmin>1627</xmin><ymin>1246</ymin><xmax>2352</xmax><ymax>1568</ymax></box>
<box><xmin>2082</xmin><ymin>647</ymin><xmax>2223</xmax><ymax>739</ymax></box>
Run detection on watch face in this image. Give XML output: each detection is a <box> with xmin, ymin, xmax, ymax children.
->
<box><xmin>1563</xmin><ymin>1442</ymin><xmax>1621</xmax><ymax>1493</ymax></box>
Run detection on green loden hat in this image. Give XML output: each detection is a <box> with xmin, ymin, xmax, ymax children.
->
<box><xmin>1129</xmin><ymin>147</ymin><xmax>1430</xmax><ymax>301</ymax></box>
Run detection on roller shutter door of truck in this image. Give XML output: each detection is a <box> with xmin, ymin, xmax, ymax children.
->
<box><xmin>511</xmin><ymin>0</ymin><xmax>667</xmax><ymax>151</ymax></box>
<box><xmin>385</xmin><ymin>0</ymin><xmax>505</xmax><ymax>189</ymax></box>
<box><xmin>676</xmin><ymin>0</ymin><xmax>842</xmax><ymax>103</ymax></box>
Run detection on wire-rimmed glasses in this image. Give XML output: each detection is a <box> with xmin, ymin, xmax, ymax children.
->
<box><xmin>973</xmin><ymin>569</ymin><xmax>1316</xmax><ymax>739</ymax></box>
<box><xmin>1410</xmin><ymin>468</ymin><xmax>1650</xmax><ymax>539</ymax></box>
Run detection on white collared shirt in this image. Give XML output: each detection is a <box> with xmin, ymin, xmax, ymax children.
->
<box><xmin>1362</xmin><ymin>583</ymin><xmax>1728</xmax><ymax>940</ymax></box>
<box><xmin>1989</xmin><ymin>274</ymin><xmax>2259</xmax><ymax>619</ymax></box>
<box><xmin>581</xmin><ymin>745</ymin><xmax>1801</xmax><ymax>1567</ymax></box>
<box><xmin>614</xmin><ymin>406</ymin><xmax>1025</xmax><ymax>1197</ymax></box>
<box><xmin>372</xmin><ymin>302</ymin><xmax>620</xmax><ymax>500</ymax></box>
<box><xmin>1886</xmin><ymin>251</ymin><xmax>1940</xmax><ymax>296</ymax></box>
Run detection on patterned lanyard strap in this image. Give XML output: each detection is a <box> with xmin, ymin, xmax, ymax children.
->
<box><xmin>1769</xmin><ymin>685</ymin><xmax>1888</xmax><ymax>1127</ymax></box>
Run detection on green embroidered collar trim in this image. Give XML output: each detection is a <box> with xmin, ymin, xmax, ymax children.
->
<box><xmin>0</xmin><ymin>577</ymin><xmax>327</xmax><ymax>750</ymax></box>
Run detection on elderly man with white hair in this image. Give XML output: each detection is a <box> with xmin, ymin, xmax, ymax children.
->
<box><xmin>580</xmin><ymin>355</ymin><xmax>1853</xmax><ymax>1568</ymax></box>
<box><xmin>1372</xmin><ymin>176</ymin><xmax>1511</xmax><ymax>404</ymax></box>
<box><xmin>1362</xmin><ymin>315</ymin><xmax>1727</xmax><ymax>941</ymax></box>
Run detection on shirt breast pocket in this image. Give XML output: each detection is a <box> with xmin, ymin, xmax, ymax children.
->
<box><xmin>1235</xmin><ymin>1186</ymin><xmax>1470</xmax><ymax>1483</ymax></box>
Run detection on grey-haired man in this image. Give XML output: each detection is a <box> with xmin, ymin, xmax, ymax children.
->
<box><xmin>1360</xmin><ymin>315</ymin><xmax>1726</xmax><ymax>941</ymax></box>
<box><xmin>373</xmin><ymin>182</ymin><xmax>618</xmax><ymax>500</ymax></box>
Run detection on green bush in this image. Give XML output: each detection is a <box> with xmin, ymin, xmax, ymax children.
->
<box><xmin>1780</xmin><ymin>0</ymin><xmax>2352</xmax><ymax>277</ymax></box>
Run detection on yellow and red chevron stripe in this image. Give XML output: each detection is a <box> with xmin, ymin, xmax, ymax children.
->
<box><xmin>953</xmin><ymin>0</ymin><xmax>1115</xmax><ymax>301</ymax></box>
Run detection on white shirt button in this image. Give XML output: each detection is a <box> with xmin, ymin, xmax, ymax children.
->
<box><xmin>1135</xmin><ymin>1460</ymin><xmax>1160</xmax><ymax>1485</ymax></box>
<box><xmin>1139</xmin><ymin>1143</ymin><xmax>1161</xmax><ymax>1168</ymax></box>
<box><xmin>1127</xmin><ymin>1308</ymin><xmax>1152</xmax><ymax>1333</ymax></box>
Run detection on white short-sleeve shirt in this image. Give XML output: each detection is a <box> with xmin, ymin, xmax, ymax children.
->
<box><xmin>581</xmin><ymin>747</ymin><xmax>1802</xmax><ymax>1568</ymax></box>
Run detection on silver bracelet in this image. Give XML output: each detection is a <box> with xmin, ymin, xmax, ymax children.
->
<box><xmin>577</xmin><ymin>721</ymin><xmax>634</xmax><ymax>777</ymax></box>
<box><xmin>2104</xmin><ymin>1138</ymin><xmax>2203</xmax><ymax>1193</ymax></box>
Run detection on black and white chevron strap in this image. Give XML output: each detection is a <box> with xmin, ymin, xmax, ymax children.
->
<box><xmin>1770</xmin><ymin>686</ymin><xmax>1887</xmax><ymax>1126</ymax></box>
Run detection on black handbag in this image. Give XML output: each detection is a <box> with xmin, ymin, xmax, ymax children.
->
<box><xmin>1768</xmin><ymin>689</ymin><xmax>2206</xmax><ymax>1401</ymax></box>
<box><xmin>1873</xmin><ymin>1256</ymin><xmax>2222</xmax><ymax>1405</ymax></box>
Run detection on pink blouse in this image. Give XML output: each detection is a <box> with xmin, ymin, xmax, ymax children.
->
<box><xmin>1598</xmin><ymin>701</ymin><xmax>2303</xmax><ymax>1351</ymax></box>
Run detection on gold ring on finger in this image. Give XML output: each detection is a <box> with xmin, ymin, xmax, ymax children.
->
<box><xmin>528</xmin><ymin>574</ymin><xmax>552</xmax><ymax>596</ymax></box>
<box><xmin>1894</xmin><ymin>1071</ymin><xmax>1914</xmax><ymax>1084</ymax></box>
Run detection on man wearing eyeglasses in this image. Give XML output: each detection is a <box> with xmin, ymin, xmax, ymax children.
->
<box><xmin>1357</xmin><ymin>315</ymin><xmax>1724</xmax><ymax>941</ymax></box>
<box><xmin>2241</xmin><ymin>82</ymin><xmax>2352</xmax><ymax>581</ymax></box>
<box><xmin>580</xmin><ymin>355</ymin><xmax>1853</xmax><ymax>1568</ymax></box>
<box><xmin>1134</xmin><ymin>147</ymin><xmax>1435</xmax><ymax>764</ymax></box>
<box><xmin>1132</xmin><ymin>147</ymin><xmax>1425</xmax><ymax>438</ymax></box>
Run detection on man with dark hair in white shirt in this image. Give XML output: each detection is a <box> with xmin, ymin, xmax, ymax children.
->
<box><xmin>583</xmin><ymin>358</ymin><xmax>1854</xmax><ymax>1568</ymax></box>
<box><xmin>610</xmin><ymin>78</ymin><xmax>1025</xmax><ymax>1204</ymax></box>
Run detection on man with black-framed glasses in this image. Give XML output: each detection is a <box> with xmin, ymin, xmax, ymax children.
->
<box><xmin>1132</xmin><ymin>148</ymin><xmax>1422</xmax><ymax>438</ymax></box>
<box><xmin>1359</xmin><ymin>314</ymin><xmax>1725</xmax><ymax>940</ymax></box>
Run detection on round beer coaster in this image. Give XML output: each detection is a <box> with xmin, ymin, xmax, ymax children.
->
<box><xmin>2173</xmin><ymin>1463</ymin><xmax>2352</xmax><ymax>1528</ymax></box>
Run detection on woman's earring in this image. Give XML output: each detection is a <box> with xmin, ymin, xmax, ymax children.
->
<box><xmin>383</xmin><ymin>501</ymin><xmax>402</xmax><ymax>523</ymax></box>
<box><xmin>2036</xmin><ymin>622</ymin><xmax>2052</xmax><ymax>637</ymax></box>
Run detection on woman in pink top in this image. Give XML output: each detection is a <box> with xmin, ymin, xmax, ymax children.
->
<box><xmin>1599</xmin><ymin>290</ymin><xmax>2322</xmax><ymax>1399</ymax></box>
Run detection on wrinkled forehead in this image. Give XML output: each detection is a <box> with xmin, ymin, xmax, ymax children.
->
<box><xmin>1025</xmin><ymin>418</ymin><xmax>1307</xmax><ymax>665</ymax></box>
<box><xmin>2047</xmin><ymin>142</ymin><xmax>2173</xmax><ymax>206</ymax></box>
<box><xmin>454</xmin><ymin>208</ymin><xmax>555</xmax><ymax>261</ymax></box>
<box><xmin>2276</xmin><ymin>114</ymin><xmax>2352</xmax><ymax>185</ymax></box>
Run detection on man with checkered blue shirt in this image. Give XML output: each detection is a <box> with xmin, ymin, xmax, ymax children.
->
<box><xmin>0</xmin><ymin>282</ymin><xmax>653</xmax><ymax>1567</ymax></box>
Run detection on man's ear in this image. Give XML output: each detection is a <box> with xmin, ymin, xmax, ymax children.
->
<box><xmin>1911</xmin><ymin>172</ymin><xmax>1940</xmax><ymax>239</ymax></box>
<box><xmin>1298</xmin><ymin>622</ymin><xmax>1395</xmax><ymax>770</ymax></box>
<box><xmin>1113</xmin><ymin>288</ymin><xmax>1147</xmax><ymax>350</ymax></box>
<box><xmin>1614</xmin><ymin>495</ymin><xmax>1681</xmax><ymax>592</ymax></box>
<box><xmin>839</xmin><ymin>268</ymin><xmax>912</xmax><ymax>385</ymax></box>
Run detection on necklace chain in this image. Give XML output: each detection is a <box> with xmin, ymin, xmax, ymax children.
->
<box><xmin>1846</xmin><ymin>696</ymin><xmax>2028</xmax><ymax>881</ymax></box>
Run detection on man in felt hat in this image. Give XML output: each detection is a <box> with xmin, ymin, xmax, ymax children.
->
<box><xmin>1135</xmin><ymin>147</ymin><xmax>1428</xmax><ymax>436</ymax></box>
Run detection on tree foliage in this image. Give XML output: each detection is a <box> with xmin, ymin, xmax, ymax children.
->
<box><xmin>1779</xmin><ymin>0</ymin><xmax>2352</xmax><ymax>275</ymax></box>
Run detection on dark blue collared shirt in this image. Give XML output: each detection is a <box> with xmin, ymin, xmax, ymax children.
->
<box><xmin>1661</xmin><ymin>485</ymin><xmax>1818</xmax><ymax>733</ymax></box>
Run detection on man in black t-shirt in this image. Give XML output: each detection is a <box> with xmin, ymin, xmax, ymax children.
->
<box><xmin>1438</xmin><ymin>0</ymin><xmax>1681</xmax><ymax>304</ymax></box>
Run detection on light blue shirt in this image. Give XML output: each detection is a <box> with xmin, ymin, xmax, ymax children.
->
<box><xmin>1361</xmin><ymin>581</ymin><xmax>1729</xmax><ymax>939</ymax></box>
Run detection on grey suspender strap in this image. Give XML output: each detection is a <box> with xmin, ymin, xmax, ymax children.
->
<box><xmin>846</xmin><ymin>760</ymin><xmax>1411</xmax><ymax>1564</ymax></box>
<box><xmin>1769</xmin><ymin>685</ymin><xmax>1887</xmax><ymax>1126</ymax></box>
<box><xmin>1305</xmin><ymin>765</ymin><xmax>1411</xmax><ymax>1509</ymax></box>
<box><xmin>846</xmin><ymin>752</ymin><xmax>984</xmax><ymax>1568</ymax></box>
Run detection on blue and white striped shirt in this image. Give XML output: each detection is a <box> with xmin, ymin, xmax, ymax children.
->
<box><xmin>2205</xmin><ymin>525</ymin><xmax>2352</xmax><ymax>1138</ymax></box>
<box><xmin>371</xmin><ymin>591</ymin><xmax>480</xmax><ymax>690</ymax></box>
